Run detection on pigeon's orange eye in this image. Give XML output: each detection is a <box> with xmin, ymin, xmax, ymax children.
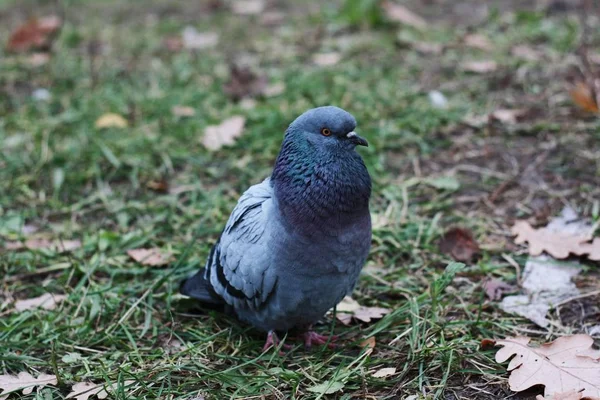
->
<box><xmin>321</xmin><ymin>128</ymin><xmax>332</xmax><ymax>136</ymax></box>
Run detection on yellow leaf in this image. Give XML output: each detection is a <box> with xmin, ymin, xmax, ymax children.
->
<box><xmin>95</xmin><ymin>113</ymin><xmax>128</xmax><ymax>129</ymax></box>
<box><xmin>569</xmin><ymin>82</ymin><xmax>599</xmax><ymax>113</ymax></box>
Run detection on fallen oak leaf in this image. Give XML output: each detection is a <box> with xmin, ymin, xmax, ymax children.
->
<box><xmin>438</xmin><ymin>227</ymin><xmax>480</xmax><ymax>262</ymax></box>
<box><xmin>312</xmin><ymin>52</ymin><xmax>341</xmax><ymax>67</ymax></box>
<box><xmin>231</xmin><ymin>0</ymin><xmax>265</xmax><ymax>15</ymax></box>
<box><xmin>500</xmin><ymin>255</ymin><xmax>582</xmax><ymax>327</ymax></box>
<box><xmin>512</xmin><ymin>45</ymin><xmax>541</xmax><ymax>62</ymax></box>
<box><xmin>3</xmin><ymin>238</ymin><xmax>81</xmax><ymax>252</ymax></box>
<box><xmin>67</xmin><ymin>380</ymin><xmax>135</xmax><ymax>400</ymax></box>
<box><xmin>570</xmin><ymin>81</ymin><xmax>599</xmax><ymax>113</ymax></box>
<box><xmin>360</xmin><ymin>336</ymin><xmax>376</xmax><ymax>355</ymax></box>
<box><xmin>381</xmin><ymin>1</ymin><xmax>426</xmax><ymax>29</ymax></box>
<box><xmin>162</xmin><ymin>36</ymin><xmax>183</xmax><ymax>52</ymax></box>
<box><xmin>536</xmin><ymin>389</ymin><xmax>586</xmax><ymax>400</ymax></box>
<box><xmin>334</xmin><ymin>296</ymin><xmax>391</xmax><ymax>325</ymax></box>
<box><xmin>127</xmin><ymin>248</ymin><xmax>173</xmax><ymax>266</ymax></box>
<box><xmin>306</xmin><ymin>381</ymin><xmax>344</xmax><ymax>395</ymax></box>
<box><xmin>0</xmin><ymin>372</ymin><xmax>57</xmax><ymax>397</ymax></box>
<box><xmin>262</xmin><ymin>82</ymin><xmax>285</xmax><ymax>97</ymax></box>
<box><xmin>223</xmin><ymin>65</ymin><xmax>267</xmax><ymax>100</ymax></box>
<box><xmin>480</xmin><ymin>338</ymin><xmax>496</xmax><ymax>350</ymax></box>
<box><xmin>201</xmin><ymin>116</ymin><xmax>246</xmax><ymax>151</ymax></box>
<box><xmin>28</xmin><ymin>52</ymin><xmax>51</xmax><ymax>67</ymax></box>
<box><xmin>482</xmin><ymin>278</ymin><xmax>516</xmax><ymax>301</ymax></box>
<box><xmin>171</xmin><ymin>105</ymin><xmax>195</xmax><ymax>117</ymax></box>
<box><xmin>7</xmin><ymin>16</ymin><xmax>62</xmax><ymax>52</ymax></box>
<box><xmin>372</xmin><ymin>367</ymin><xmax>396</xmax><ymax>378</ymax></box>
<box><xmin>511</xmin><ymin>220</ymin><xmax>597</xmax><ymax>259</ymax></box>
<box><xmin>67</xmin><ymin>382</ymin><xmax>104</xmax><ymax>400</ymax></box>
<box><xmin>580</xmin><ymin>238</ymin><xmax>600</xmax><ymax>261</ymax></box>
<box><xmin>182</xmin><ymin>27</ymin><xmax>218</xmax><ymax>50</ymax></box>
<box><xmin>461</xmin><ymin>60</ymin><xmax>498</xmax><ymax>74</ymax></box>
<box><xmin>490</xmin><ymin>109</ymin><xmax>527</xmax><ymax>124</ymax></box>
<box><xmin>146</xmin><ymin>179</ymin><xmax>169</xmax><ymax>193</ymax></box>
<box><xmin>495</xmin><ymin>334</ymin><xmax>600</xmax><ymax>398</ymax></box>
<box><xmin>14</xmin><ymin>293</ymin><xmax>66</xmax><ymax>312</ymax></box>
<box><xmin>464</xmin><ymin>34</ymin><xmax>493</xmax><ymax>51</ymax></box>
<box><xmin>412</xmin><ymin>41</ymin><xmax>443</xmax><ymax>55</ymax></box>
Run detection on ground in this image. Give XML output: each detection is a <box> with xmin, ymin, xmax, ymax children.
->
<box><xmin>1</xmin><ymin>0</ymin><xmax>599</xmax><ymax>399</ymax></box>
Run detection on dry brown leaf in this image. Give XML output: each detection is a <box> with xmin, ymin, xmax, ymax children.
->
<box><xmin>581</xmin><ymin>238</ymin><xmax>600</xmax><ymax>261</ymax></box>
<box><xmin>201</xmin><ymin>116</ymin><xmax>246</xmax><ymax>151</ymax></box>
<box><xmin>67</xmin><ymin>380</ymin><xmax>135</xmax><ymax>400</ymax></box>
<box><xmin>412</xmin><ymin>41</ymin><xmax>443</xmax><ymax>55</ymax></box>
<box><xmin>495</xmin><ymin>335</ymin><xmax>600</xmax><ymax>398</ymax></box>
<box><xmin>500</xmin><ymin>255</ymin><xmax>582</xmax><ymax>327</ymax></box>
<box><xmin>589</xmin><ymin>53</ymin><xmax>600</xmax><ymax>65</ymax></box>
<box><xmin>482</xmin><ymin>278</ymin><xmax>516</xmax><ymax>301</ymax></box>
<box><xmin>95</xmin><ymin>113</ymin><xmax>128</xmax><ymax>129</ymax></box>
<box><xmin>381</xmin><ymin>1</ymin><xmax>426</xmax><ymax>29</ymax></box>
<box><xmin>372</xmin><ymin>367</ymin><xmax>397</xmax><ymax>378</ymax></box>
<box><xmin>261</xmin><ymin>11</ymin><xmax>285</xmax><ymax>26</ymax></box>
<box><xmin>146</xmin><ymin>179</ymin><xmax>169</xmax><ymax>193</ymax></box>
<box><xmin>0</xmin><ymin>372</ymin><xmax>57</xmax><ymax>397</ymax></box>
<box><xmin>263</xmin><ymin>82</ymin><xmax>285</xmax><ymax>97</ymax></box>
<box><xmin>3</xmin><ymin>238</ymin><xmax>80</xmax><ymax>252</ymax></box>
<box><xmin>171</xmin><ymin>105</ymin><xmax>195</xmax><ymax>117</ymax></box>
<box><xmin>342</xmin><ymin>304</ymin><xmax>391</xmax><ymax>323</ymax></box>
<box><xmin>28</xmin><ymin>52</ymin><xmax>50</xmax><ymax>67</ymax></box>
<box><xmin>335</xmin><ymin>296</ymin><xmax>391</xmax><ymax>325</ymax></box>
<box><xmin>570</xmin><ymin>82</ymin><xmax>599</xmax><ymax>113</ymax></box>
<box><xmin>7</xmin><ymin>16</ymin><xmax>62</xmax><ymax>52</ymax></box>
<box><xmin>464</xmin><ymin>34</ymin><xmax>493</xmax><ymax>51</ymax></box>
<box><xmin>312</xmin><ymin>53</ymin><xmax>341</xmax><ymax>67</ymax></box>
<box><xmin>67</xmin><ymin>382</ymin><xmax>105</xmax><ymax>400</ymax></box>
<box><xmin>14</xmin><ymin>293</ymin><xmax>66</xmax><ymax>312</ymax></box>
<box><xmin>223</xmin><ymin>65</ymin><xmax>267</xmax><ymax>100</ymax></box>
<box><xmin>512</xmin><ymin>220</ymin><xmax>599</xmax><ymax>260</ymax></box>
<box><xmin>536</xmin><ymin>390</ymin><xmax>586</xmax><ymax>400</ymax></box>
<box><xmin>438</xmin><ymin>227</ymin><xmax>480</xmax><ymax>262</ymax></box>
<box><xmin>162</xmin><ymin>36</ymin><xmax>183</xmax><ymax>52</ymax></box>
<box><xmin>461</xmin><ymin>60</ymin><xmax>498</xmax><ymax>74</ymax></box>
<box><xmin>182</xmin><ymin>27</ymin><xmax>218</xmax><ymax>50</ymax></box>
<box><xmin>462</xmin><ymin>113</ymin><xmax>488</xmax><ymax>128</ymax></box>
<box><xmin>8</xmin><ymin>238</ymin><xmax>81</xmax><ymax>252</ymax></box>
<box><xmin>231</xmin><ymin>0</ymin><xmax>265</xmax><ymax>15</ymax></box>
<box><xmin>490</xmin><ymin>108</ymin><xmax>527</xmax><ymax>124</ymax></box>
<box><xmin>160</xmin><ymin>337</ymin><xmax>184</xmax><ymax>355</ymax></box>
<box><xmin>512</xmin><ymin>45</ymin><xmax>541</xmax><ymax>61</ymax></box>
<box><xmin>360</xmin><ymin>336</ymin><xmax>376</xmax><ymax>350</ymax></box>
<box><xmin>127</xmin><ymin>248</ymin><xmax>173</xmax><ymax>266</ymax></box>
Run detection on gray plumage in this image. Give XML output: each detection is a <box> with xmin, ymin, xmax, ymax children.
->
<box><xmin>181</xmin><ymin>106</ymin><xmax>371</xmax><ymax>334</ymax></box>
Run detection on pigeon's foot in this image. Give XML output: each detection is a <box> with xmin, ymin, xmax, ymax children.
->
<box><xmin>302</xmin><ymin>331</ymin><xmax>338</xmax><ymax>349</ymax></box>
<box><xmin>262</xmin><ymin>330</ymin><xmax>292</xmax><ymax>354</ymax></box>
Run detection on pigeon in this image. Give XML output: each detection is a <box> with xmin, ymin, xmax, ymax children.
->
<box><xmin>181</xmin><ymin>106</ymin><xmax>372</xmax><ymax>350</ymax></box>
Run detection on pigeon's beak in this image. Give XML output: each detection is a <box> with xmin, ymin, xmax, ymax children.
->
<box><xmin>346</xmin><ymin>131</ymin><xmax>368</xmax><ymax>147</ymax></box>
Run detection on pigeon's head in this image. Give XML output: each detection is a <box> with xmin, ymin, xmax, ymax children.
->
<box><xmin>287</xmin><ymin>106</ymin><xmax>368</xmax><ymax>150</ymax></box>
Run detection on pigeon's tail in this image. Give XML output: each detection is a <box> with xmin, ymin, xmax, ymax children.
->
<box><xmin>180</xmin><ymin>270</ymin><xmax>223</xmax><ymax>305</ymax></box>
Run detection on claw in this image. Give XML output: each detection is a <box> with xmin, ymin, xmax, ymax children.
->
<box><xmin>262</xmin><ymin>330</ymin><xmax>291</xmax><ymax>354</ymax></box>
<box><xmin>303</xmin><ymin>331</ymin><xmax>338</xmax><ymax>349</ymax></box>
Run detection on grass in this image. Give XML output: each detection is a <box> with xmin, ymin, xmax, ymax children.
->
<box><xmin>1</xmin><ymin>0</ymin><xmax>599</xmax><ymax>399</ymax></box>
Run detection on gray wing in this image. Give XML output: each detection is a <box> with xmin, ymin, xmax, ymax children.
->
<box><xmin>205</xmin><ymin>178</ymin><xmax>278</xmax><ymax>311</ymax></box>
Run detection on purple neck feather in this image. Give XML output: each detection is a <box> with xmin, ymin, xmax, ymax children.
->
<box><xmin>271</xmin><ymin>130</ymin><xmax>371</xmax><ymax>235</ymax></box>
